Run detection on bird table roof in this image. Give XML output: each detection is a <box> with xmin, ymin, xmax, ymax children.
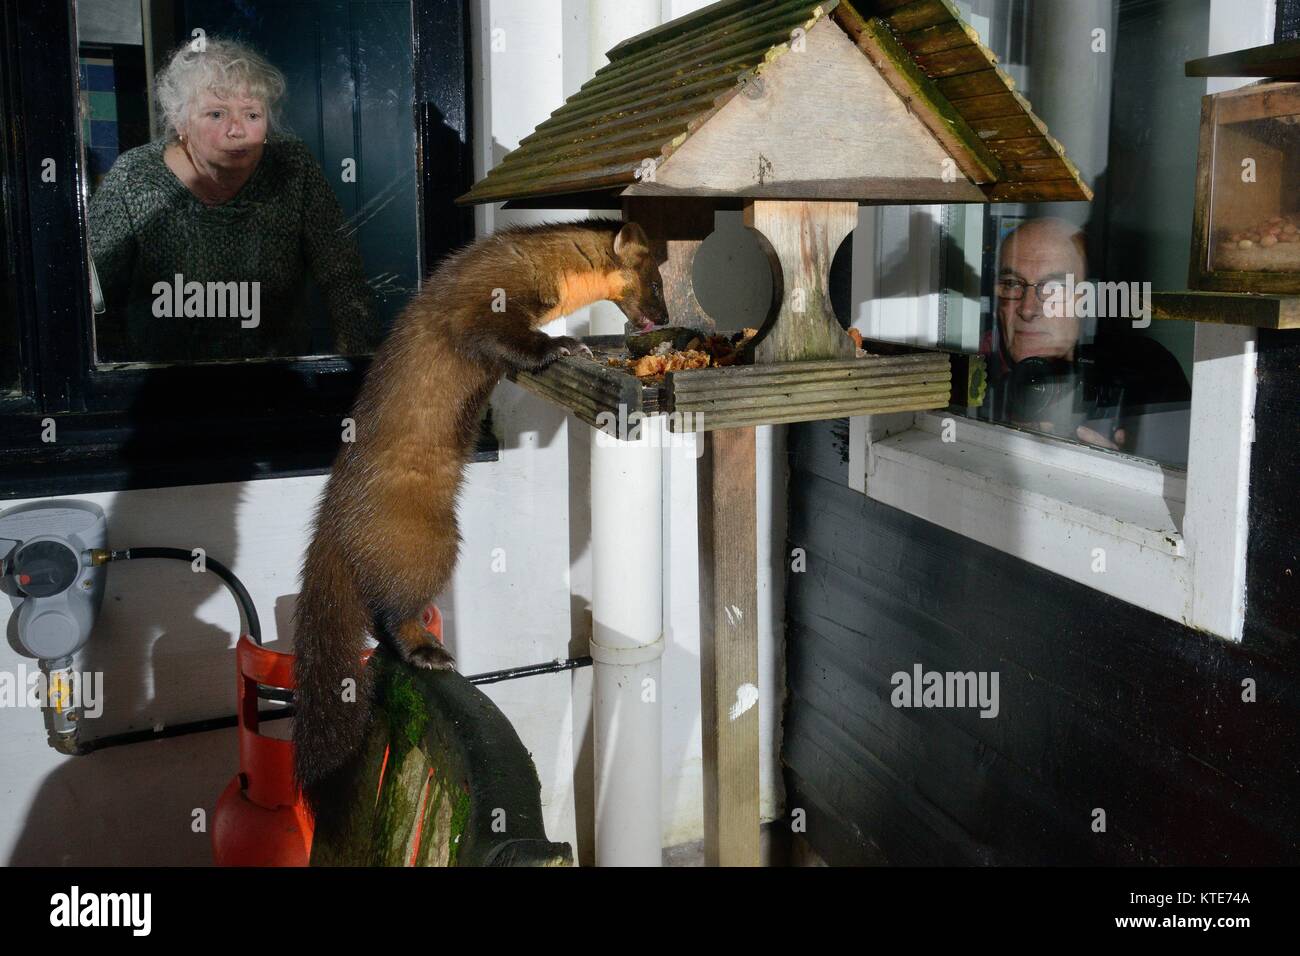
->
<box><xmin>457</xmin><ymin>0</ymin><xmax>1092</xmax><ymax>208</ymax></box>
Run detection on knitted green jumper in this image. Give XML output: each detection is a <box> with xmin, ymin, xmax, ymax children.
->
<box><xmin>88</xmin><ymin>136</ymin><xmax>376</xmax><ymax>363</ymax></box>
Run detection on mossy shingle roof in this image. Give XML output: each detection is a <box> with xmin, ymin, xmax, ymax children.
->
<box><xmin>458</xmin><ymin>0</ymin><xmax>1092</xmax><ymax>206</ymax></box>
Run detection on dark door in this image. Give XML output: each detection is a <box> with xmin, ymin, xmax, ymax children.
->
<box><xmin>177</xmin><ymin>0</ymin><xmax>419</xmax><ymax>341</ymax></box>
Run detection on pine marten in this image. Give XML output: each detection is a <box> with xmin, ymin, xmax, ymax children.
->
<box><xmin>292</xmin><ymin>219</ymin><xmax>667</xmax><ymax>831</ymax></box>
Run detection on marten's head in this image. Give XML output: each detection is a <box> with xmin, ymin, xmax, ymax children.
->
<box><xmin>611</xmin><ymin>223</ymin><xmax>669</xmax><ymax>333</ymax></box>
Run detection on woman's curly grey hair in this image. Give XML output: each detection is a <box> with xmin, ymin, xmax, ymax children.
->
<box><xmin>155</xmin><ymin>38</ymin><xmax>287</xmax><ymax>142</ymax></box>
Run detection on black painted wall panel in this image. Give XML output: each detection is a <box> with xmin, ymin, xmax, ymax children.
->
<box><xmin>1245</xmin><ymin>329</ymin><xmax>1300</xmax><ymax>646</ymax></box>
<box><xmin>783</xmin><ymin>334</ymin><xmax>1300</xmax><ymax>866</ymax></box>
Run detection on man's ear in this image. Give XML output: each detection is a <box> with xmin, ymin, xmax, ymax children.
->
<box><xmin>613</xmin><ymin>222</ymin><xmax>650</xmax><ymax>261</ymax></box>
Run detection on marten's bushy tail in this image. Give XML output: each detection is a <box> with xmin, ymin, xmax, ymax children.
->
<box><xmin>291</xmin><ymin>537</ymin><xmax>373</xmax><ymax>832</ymax></box>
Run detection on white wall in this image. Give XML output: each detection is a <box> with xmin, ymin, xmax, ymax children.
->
<box><xmin>0</xmin><ymin>0</ymin><xmax>786</xmax><ymax>865</ymax></box>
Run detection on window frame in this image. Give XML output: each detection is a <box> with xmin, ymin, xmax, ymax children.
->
<box><xmin>846</xmin><ymin>0</ymin><xmax>1267</xmax><ymax>643</ymax></box>
<box><xmin>0</xmin><ymin>0</ymin><xmax>489</xmax><ymax>500</ymax></box>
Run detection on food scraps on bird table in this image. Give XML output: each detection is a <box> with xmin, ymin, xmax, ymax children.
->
<box><xmin>605</xmin><ymin>328</ymin><xmax>760</xmax><ymax>382</ymax></box>
<box><xmin>595</xmin><ymin>327</ymin><xmax>872</xmax><ymax>381</ymax></box>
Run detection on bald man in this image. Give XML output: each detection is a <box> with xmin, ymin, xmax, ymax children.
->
<box><xmin>996</xmin><ymin>219</ymin><xmax>1087</xmax><ymax>362</ymax></box>
<box><xmin>986</xmin><ymin>217</ymin><xmax>1188</xmax><ymax>457</ymax></box>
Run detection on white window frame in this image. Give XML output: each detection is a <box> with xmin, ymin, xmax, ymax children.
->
<box><xmin>846</xmin><ymin>0</ymin><xmax>1270</xmax><ymax>642</ymax></box>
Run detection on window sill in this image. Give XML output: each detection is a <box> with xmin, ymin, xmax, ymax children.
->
<box><xmin>875</xmin><ymin>413</ymin><xmax>1186</xmax><ymax>556</ymax></box>
<box><xmin>855</xmin><ymin>411</ymin><xmax>1194</xmax><ymax>625</ymax></box>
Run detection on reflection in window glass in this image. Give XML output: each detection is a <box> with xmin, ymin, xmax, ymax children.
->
<box><xmin>76</xmin><ymin>0</ymin><xmax>418</xmax><ymax>365</ymax></box>
<box><xmin>943</xmin><ymin>0</ymin><xmax>1205</xmax><ymax>468</ymax></box>
<box><xmin>0</xmin><ymin>224</ymin><xmax>14</xmax><ymax>397</ymax></box>
<box><xmin>1</xmin><ymin>62</ymin><xmax>19</xmax><ymax>398</ymax></box>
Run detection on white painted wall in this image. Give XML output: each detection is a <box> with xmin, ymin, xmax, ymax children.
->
<box><xmin>0</xmin><ymin>0</ymin><xmax>786</xmax><ymax>865</ymax></box>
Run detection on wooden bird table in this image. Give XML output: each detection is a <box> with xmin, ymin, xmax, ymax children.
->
<box><xmin>511</xmin><ymin>196</ymin><xmax>962</xmax><ymax>865</ymax></box>
<box><xmin>464</xmin><ymin>0</ymin><xmax>1089</xmax><ymax>867</ymax></box>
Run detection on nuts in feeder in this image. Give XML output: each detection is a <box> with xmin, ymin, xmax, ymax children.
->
<box><xmin>1217</xmin><ymin>215</ymin><xmax>1300</xmax><ymax>273</ymax></box>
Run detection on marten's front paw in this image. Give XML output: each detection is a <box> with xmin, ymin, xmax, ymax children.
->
<box><xmin>536</xmin><ymin>336</ymin><xmax>592</xmax><ymax>368</ymax></box>
<box><xmin>404</xmin><ymin>641</ymin><xmax>457</xmax><ymax>671</ymax></box>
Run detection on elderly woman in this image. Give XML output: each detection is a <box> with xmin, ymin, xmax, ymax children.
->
<box><xmin>88</xmin><ymin>38</ymin><xmax>375</xmax><ymax>362</ymax></box>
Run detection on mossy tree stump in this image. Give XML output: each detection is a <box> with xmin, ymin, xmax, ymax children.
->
<box><xmin>309</xmin><ymin>649</ymin><xmax>572</xmax><ymax>867</ymax></box>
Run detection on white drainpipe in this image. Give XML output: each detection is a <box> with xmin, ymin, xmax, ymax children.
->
<box><xmin>584</xmin><ymin>0</ymin><xmax>666</xmax><ymax>871</ymax></box>
<box><xmin>590</xmin><ymin>412</ymin><xmax>663</xmax><ymax>866</ymax></box>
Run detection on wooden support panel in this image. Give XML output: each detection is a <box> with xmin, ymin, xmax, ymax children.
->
<box><xmin>746</xmin><ymin>199</ymin><xmax>860</xmax><ymax>364</ymax></box>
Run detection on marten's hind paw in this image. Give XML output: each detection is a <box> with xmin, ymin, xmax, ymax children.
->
<box><xmin>405</xmin><ymin>641</ymin><xmax>457</xmax><ymax>671</ymax></box>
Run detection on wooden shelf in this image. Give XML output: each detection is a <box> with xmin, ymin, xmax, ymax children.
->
<box><xmin>1185</xmin><ymin>39</ymin><xmax>1300</xmax><ymax>79</ymax></box>
<box><xmin>1151</xmin><ymin>291</ymin><xmax>1300</xmax><ymax>330</ymax></box>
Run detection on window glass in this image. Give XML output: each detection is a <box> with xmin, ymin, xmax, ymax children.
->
<box><xmin>943</xmin><ymin>0</ymin><xmax>1205</xmax><ymax>468</ymax></box>
<box><xmin>0</xmin><ymin>63</ymin><xmax>20</xmax><ymax>398</ymax></box>
<box><xmin>75</xmin><ymin>0</ymin><xmax>419</xmax><ymax>366</ymax></box>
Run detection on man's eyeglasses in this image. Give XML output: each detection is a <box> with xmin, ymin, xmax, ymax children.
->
<box><xmin>996</xmin><ymin>276</ymin><xmax>1069</xmax><ymax>301</ymax></box>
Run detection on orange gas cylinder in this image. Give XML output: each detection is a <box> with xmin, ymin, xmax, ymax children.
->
<box><xmin>211</xmin><ymin>605</ymin><xmax>444</xmax><ymax>866</ymax></box>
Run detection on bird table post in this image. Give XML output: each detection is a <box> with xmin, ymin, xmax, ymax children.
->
<box><xmin>695</xmin><ymin>424</ymin><xmax>760</xmax><ymax>866</ymax></box>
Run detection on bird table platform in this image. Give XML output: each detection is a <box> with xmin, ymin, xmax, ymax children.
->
<box><xmin>457</xmin><ymin>0</ymin><xmax>1090</xmax><ymax>865</ymax></box>
<box><xmin>508</xmin><ymin>334</ymin><xmax>968</xmax><ymax>432</ymax></box>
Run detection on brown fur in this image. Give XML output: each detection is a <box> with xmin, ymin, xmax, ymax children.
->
<box><xmin>292</xmin><ymin>219</ymin><xmax>666</xmax><ymax>831</ymax></box>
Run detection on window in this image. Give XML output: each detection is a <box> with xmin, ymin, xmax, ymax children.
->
<box><xmin>0</xmin><ymin>41</ymin><xmax>22</xmax><ymax>401</ymax></box>
<box><xmin>0</xmin><ymin>0</ymin><xmax>482</xmax><ymax>498</ymax></box>
<box><xmin>848</xmin><ymin>0</ymin><xmax>1266</xmax><ymax>642</ymax></box>
<box><xmin>78</xmin><ymin>0</ymin><xmax>422</xmax><ymax>365</ymax></box>
<box><xmin>861</xmin><ymin>0</ymin><xmax>1203</xmax><ymax>469</ymax></box>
